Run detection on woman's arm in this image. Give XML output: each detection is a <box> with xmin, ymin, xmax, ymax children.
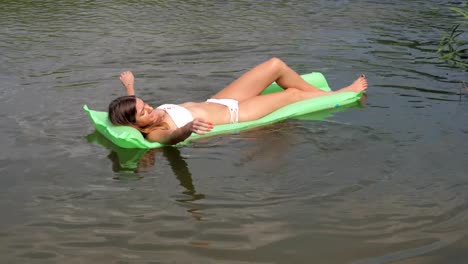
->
<box><xmin>147</xmin><ymin>118</ymin><xmax>213</xmax><ymax>145</ymax></box>
<box><xmin>120</xmin><ymin>71</ymin><xmax>135</xmax><ymax>95</ymax></box>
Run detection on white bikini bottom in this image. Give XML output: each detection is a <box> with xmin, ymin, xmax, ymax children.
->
<box><xmin>206</xmin><ymin>98</ymin><xmax>239</xmax><ymax>124</ymax></box>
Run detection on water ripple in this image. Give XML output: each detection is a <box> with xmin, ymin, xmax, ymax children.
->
<box><xmin>1</xmin><ymin>0</ymin><xmax>468</xmax><ymax>263</ymax></box>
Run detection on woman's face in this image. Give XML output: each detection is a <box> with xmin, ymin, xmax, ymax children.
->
<box><xmin>134</xmin><ymin>98</ymin><xmax>158</xmax><ymax>127</ymax></box>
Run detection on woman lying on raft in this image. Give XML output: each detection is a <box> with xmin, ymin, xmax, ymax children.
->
<box><xmin>109</xmin><ymin>57</ymin><xmax>368</xmax><ymax>145</ymax></box>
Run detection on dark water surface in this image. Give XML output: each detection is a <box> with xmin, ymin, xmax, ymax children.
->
<box><xmin>1</xmin><ymin>1</ymin><xmax>467</xmax><ymax>263</ymax></box>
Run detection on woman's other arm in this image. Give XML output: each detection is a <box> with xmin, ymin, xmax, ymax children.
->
<box><xmin>147</xmin><ymin>118</ymin><xmax>213</xmax><ymax>145</ymax></box>
<box><xmin>120</xmin><ymin>71</ymin><xmax>135</xmax><ymax>95</ymax></box>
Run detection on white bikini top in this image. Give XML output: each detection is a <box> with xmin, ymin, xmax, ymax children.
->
<box><xmin>157</xmin><ymin>104</ymin><xmax>193</xmax><ymax>128</ymax></box>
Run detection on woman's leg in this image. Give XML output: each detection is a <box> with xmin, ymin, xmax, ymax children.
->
<box><xmin>211</xmin><ymin>57</ymin><xmax>325</xmax><ymax>102</ymax></box>
<box><xmin>238</xmin><ymin>76</ymin><xmax>368</xmax><ymax>122</ymax></box>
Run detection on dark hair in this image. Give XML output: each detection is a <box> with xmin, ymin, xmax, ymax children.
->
<box><xmin>108</xmin><ymin>95</ymin><xmax>169</xmax><ymax>134</ymax></box>
<box><xmin>108</xmin><ymin>95</ymin><xmax>137</xmax><ymax>126</ymax></box>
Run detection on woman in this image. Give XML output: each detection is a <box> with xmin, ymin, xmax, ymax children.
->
<box><xmin>109</xmin><ymin>57</ymin><xmax>368</xmax><ymax>145</ymax></box>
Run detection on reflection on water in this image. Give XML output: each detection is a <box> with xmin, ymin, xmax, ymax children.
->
<box><xmin>87</xmin><ymin>131</ymin><xmax>205</xmax><ymax>203</ymax></box>
<box><xmin>1</xmin><ymin>0</ymin><xmax>468</xmax><ymax>263</ymax></box>
<box><xmin>87</xmin><ymin>132</ymin><xmax>148</xmax><ymax>175</ymax></box>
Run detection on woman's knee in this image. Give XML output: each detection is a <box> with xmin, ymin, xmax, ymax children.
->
<box><xmin>267</xmin><ymin>57</ymin><xmax>286</xmax><ymax>71</ymax></box>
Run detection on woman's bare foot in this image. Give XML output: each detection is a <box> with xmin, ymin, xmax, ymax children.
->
<box><xmin>340</xmin><ymin>75</ymin><xmax>368</xmax><ymax>93</ymax></box>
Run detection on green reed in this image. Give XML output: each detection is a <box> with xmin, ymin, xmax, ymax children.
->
<box><xmin>437</xmin><ymin>4</ymin><xmax>468</xmax><ymax>68</ymax></box>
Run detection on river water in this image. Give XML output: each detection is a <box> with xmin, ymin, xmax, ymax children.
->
<box><xmin>1</xmin><ymin>1</ymin><xmax>467</xmax><ymax>263</ymax></box>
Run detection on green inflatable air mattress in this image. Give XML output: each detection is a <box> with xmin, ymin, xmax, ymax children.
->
<box><xmin>84</xmin><ymin>72</ymin><xmax>363</xmax><ymax>149</ymax></box>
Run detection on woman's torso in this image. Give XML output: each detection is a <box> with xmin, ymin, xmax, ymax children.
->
<box><xmin>160</xmin><ymin>101</ymin><xmax>231</xmax><ymax>130</ymax></box>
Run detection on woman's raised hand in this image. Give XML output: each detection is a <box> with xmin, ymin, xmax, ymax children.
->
<box><xmin>190</xmin><ymin>118</ymin><xmax>214</xmax><ymax>135</ymax></box>
<box><xmin>120</xmin><ymin>71</ymin><xmax>135</xmax><ymax>95</ymax></box>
